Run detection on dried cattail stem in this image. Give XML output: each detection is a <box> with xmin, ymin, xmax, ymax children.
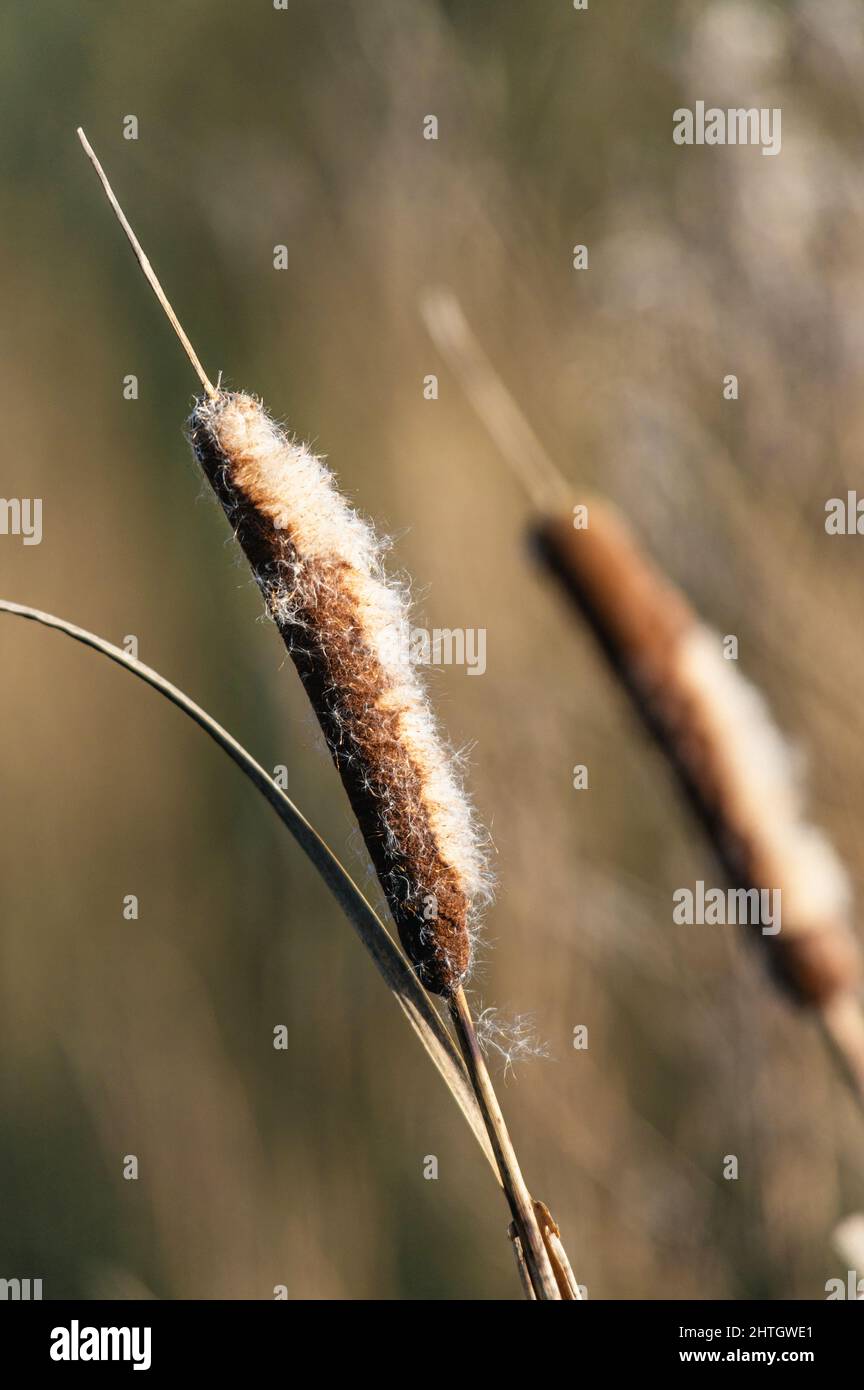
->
<box><xmin>510</xmin><ymin>1204</ymin><xmax>582</xmax><ymax>1300</ymax></box>
<box><xmin>449</xmin><ymin>988</ymin><xmax>562</xmax><ymax>1300</ymax></box>
<box><xmin>190</xmin><ymin>391</ymin><xmax>490</xmax><ymax>997</ymax></box>
<box><xmin>78</xmin><ymin>143</ymin><xmax>571</xmax><ymax>1299</ymax></box>
<box><xmin>192</xmin><ymin>393</ymin><xmax>563</xmax><ymax>1292</ymax></box>
<box><xmin>534</xmin><ymin>504</ymin><xmax>862</xmax><ymax>1013</ymax></box>
<box><xmin>533</xmin><ymin>1198</ymin><xmax>582</xmax><ymax>1299</ymax></box>
<box><xmin>508</xmin><ymin>1225</ymin><xmax>537</xmax><ymax>1300</ymax></box>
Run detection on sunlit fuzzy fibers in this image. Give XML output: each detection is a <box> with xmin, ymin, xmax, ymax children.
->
<box><xmin>189</xmin><ymin>391</ymin><xmax>492</xmax><ymax>995</ymax></box>
<box><xmin>675</xmin><ymin>625</ymin><xmax>851</xmax><ymax>935</ymax></box>
<box><xmin>474</xmin><ymin>1006</ymin><xmax>549</xmax><ymax>1078</ymax></box>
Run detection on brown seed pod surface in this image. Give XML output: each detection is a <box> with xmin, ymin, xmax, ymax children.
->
<box><xmin>535</xmin><ymin>506</ymin><xmax>860</xmax><ymax>1009</ymax></box>
<box><xmin>189</xmin><ymin>391</ymin><xmax>490</xmax><ymax>995</ymax></box>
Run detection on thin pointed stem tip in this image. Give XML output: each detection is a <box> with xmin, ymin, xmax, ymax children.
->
<box><xmin>76</xmin><ymin>127</ymin><xmax>218</xmax><ymax>399</ymax></box>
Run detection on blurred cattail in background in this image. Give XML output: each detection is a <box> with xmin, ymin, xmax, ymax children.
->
<box><xmin>423</xmin><ymin>287</ymin><xmax>864</xmax><ymax>1114</ymax></box>
<box><xmin>534</xmin><ymin>505</ymin><xmax>860</xmax><ymax>1016</ymax></box>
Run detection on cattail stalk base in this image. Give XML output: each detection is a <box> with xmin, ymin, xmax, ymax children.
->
<box><xmin>449</xmin><ymin>988</ymin><xmax>566</xmax><ymax>1301</ymax></box>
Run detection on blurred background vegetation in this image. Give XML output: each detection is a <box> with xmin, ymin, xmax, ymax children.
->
<box><xmin>1</xmin><ymin>0</ymin><xmax>864</xmax><ymax>1298</ymax></box>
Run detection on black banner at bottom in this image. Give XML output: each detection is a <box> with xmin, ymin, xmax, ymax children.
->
<box><xmin>0</xmin><ymin>1298</ymin><xmax>859</xmax><ymax>1374</ymax></box>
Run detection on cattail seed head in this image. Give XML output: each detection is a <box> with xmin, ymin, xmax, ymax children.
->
<box><xmin>535</xmin><ymin>506</ymin><xmax>860</xmax><ymax>1008</ymax></box>
<box><xmin>189</xmin><ymin>391</ymin><xmax>491</xmax><ymax>995</ymax></box>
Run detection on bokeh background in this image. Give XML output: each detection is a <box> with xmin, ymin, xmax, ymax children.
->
<box><xmin>2</xmin><ymin>0</ymin><xmax>864</xmax><ymax>1299</ymax></box>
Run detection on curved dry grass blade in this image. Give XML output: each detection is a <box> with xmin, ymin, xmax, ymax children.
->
<box><xmin>0</xmin><ymin>598</ymin><xmax>497</xmax><ymax>1176</ymax></box>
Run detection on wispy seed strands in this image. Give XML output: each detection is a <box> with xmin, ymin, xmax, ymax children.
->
<box><xmin>190</xmin><ymin>390</ymin><xmax>492</xmax><ymax>996</ymax></box>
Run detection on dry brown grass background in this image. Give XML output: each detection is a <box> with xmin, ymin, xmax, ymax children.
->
<box><xmin>1</xmin><ymin>0</ymin><xmax>864</xmax><ymax>1297</ymax></box>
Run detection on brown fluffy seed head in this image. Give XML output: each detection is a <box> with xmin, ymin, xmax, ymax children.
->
<box><xmin>189</xmin><ymin>391</ymin><xmax>491</xmax><ymax>995</ymax></box>
<box><xmin>535</xmin><ymin>507</ymin><xmax>860</xmax><ymax>1009</ymax></box>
